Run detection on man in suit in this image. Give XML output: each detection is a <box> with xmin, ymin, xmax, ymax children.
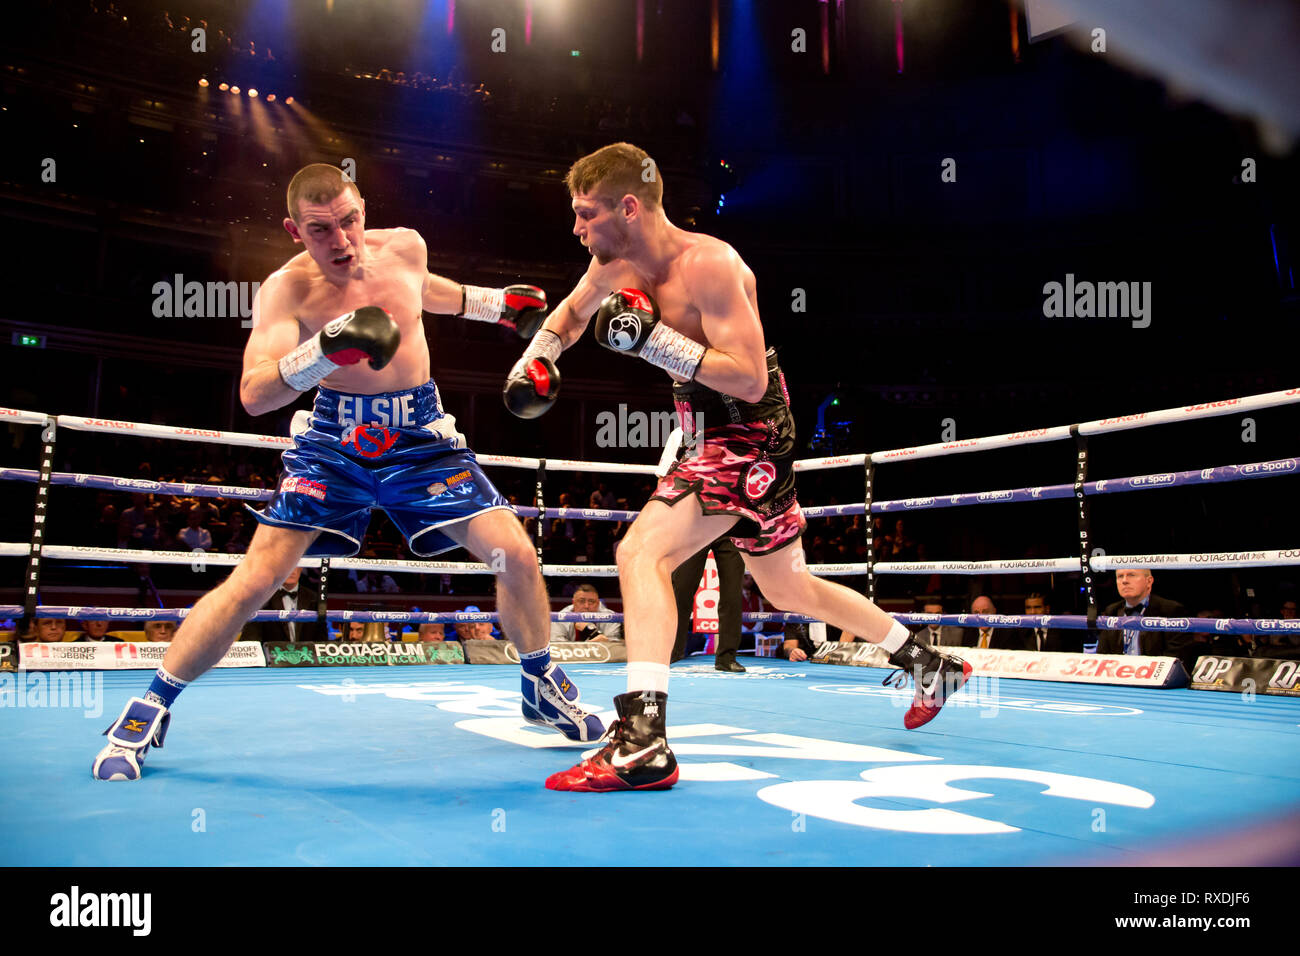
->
<box><xmin>1095</xmin><ymin>567</ymin><xmax>1187</xmax><ymax>656</ymax></box>
<box><xmin>914</xmin><ymin>597</ymin><xmax>967</xmax><ymax>649</ymax></box>
<box><xmin>965</xmin><ymin>595</ymin><xmax>1000</xmax><ymax>648</ymax></box>
<box><xmin>1007</xmin><ymin>592</ymin><xmax>1084</xmax><ymax>653</ymax></box>
<box><xmin>239</xmin><ymin>567</ymin><xmax>324</xmax><ymax>644</ymax></box>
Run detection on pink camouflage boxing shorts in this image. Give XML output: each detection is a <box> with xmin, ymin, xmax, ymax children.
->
<box><xmin>649</xmin><ymin>349</ymin><xmax>805</xmax><ymax>555</ymax></box>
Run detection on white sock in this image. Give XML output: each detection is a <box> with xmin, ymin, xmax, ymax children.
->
<box><xmin>876</xmin><ymin>619</ymin><xmax>910</xmax><ymax>654</ymax></box>
<box><xmin>626</xmin><ymin>661</ymin><xmax>671</xmax><ymax>695</ymax></box>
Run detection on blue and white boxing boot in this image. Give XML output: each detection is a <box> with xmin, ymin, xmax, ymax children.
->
<box><xmin>91</xmin><ymin>696</ymin><xmax>171</xmax><ymax>781</ymax></box>
<box><xmin>521</xmin><ymin>663</ymin><xmax>605</xmax><ymax>742</ymax></box>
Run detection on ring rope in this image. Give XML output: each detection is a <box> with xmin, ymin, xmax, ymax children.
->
<box><xmin>2</xmin><ymin>385</ymin><xmax>1292</xmax><ymax>474</ymax></box>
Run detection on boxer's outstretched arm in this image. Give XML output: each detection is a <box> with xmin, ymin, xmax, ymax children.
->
<box><xmin>688</xmin><ymin>246</ymin><xmax>768</xmax><ymax>403</ymax></box>
<box><xmin>240</xmin><ymin>276</ymin><xmax>305</xmax><ymax>416</ymax></box>
<box><xmin>405</xmin><ymin>229</ymin><xmax>464</xmax><ymax>315</ymax></box>
<box><xmin>544</xmin><ymin>261</ymin><xmax>610</xmax><ymax>350</ymax></box>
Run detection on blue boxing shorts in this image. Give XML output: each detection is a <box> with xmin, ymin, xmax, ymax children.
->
<box><xmin>248</xmin><ymin>380</ymin><xmax>511</xmax><ymax>558</ymax></box>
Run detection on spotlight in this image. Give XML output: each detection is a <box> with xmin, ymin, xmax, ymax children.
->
<box><xmin>284</xmin><ymin>96</ymin><xmax>294</xmax><ymax>105</ymax></box>
<box><xmin>198</xmin><ymin>78</ymin><xmax>209</xmax><ymax>88</ymax></box>
<box><xmin>265</xmin><ymin>94</ymin><xmax>276</xmax><ymax>102</ymax></box>
<box><xmin>248</xmin><ymin>88</ymin><xmax>258</xmax><ymax>98</ymax></box>
<box><xmin>218</xmin><ymin>82</ymin><xmax>229</xmax><ymax>91</ymax></box>
<box><xmin>230</xmin><ymin>86</ymin><xmax>241</xmax><ymax>95</ymax></box>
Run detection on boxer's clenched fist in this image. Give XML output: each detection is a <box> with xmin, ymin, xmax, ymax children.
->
<box><xmin>278</xmin><ymin>306</ymin><xmax>400</xmax><ymax>392</ymax></box>
<box><xmin>503</xmin><ymin>328</ymin><xmax>563</xmax><ymax>419</ymax></box>
<box><xmin>592</xmin><ymin>288</ymin><xmax>705</xmax><ymax>380</ymax></box>
<box><xmin>461</xmin><ymin>284</ymin><xmax>548</xmax><ymax>339</ymax></box>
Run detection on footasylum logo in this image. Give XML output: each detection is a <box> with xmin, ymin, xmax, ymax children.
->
<box><xmin>50</xmin><ymin>886</ymin><xmax>151</xmax><ymax>936</ymax></box>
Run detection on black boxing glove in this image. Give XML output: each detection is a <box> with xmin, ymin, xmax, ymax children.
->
<box><xmin>592</xmin><ymin>288</ymin><xmax>706</xmax><ymax>380</ymax></box>
<box><xmin>503</xmin><ymin>329</ymin><xmax>563</xmax><ymax>419</ymax></box>
<box><xmin>460</xmin><ymin>284</ymin><xmax>548</xmax><ymax>339</ymax></box>
<box><xmin>277</xmin><ymin>306</ymin><xmax>401</xmax><ymax>392</ymax></box>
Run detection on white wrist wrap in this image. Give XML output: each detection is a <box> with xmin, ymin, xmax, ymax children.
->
<box><xmin>640</xmin><ymin>323</ymin><xmax>706</xmax><ymax>379</ymax></box>
<box><xmin>461</xmin><ymin>285</ymin><xmax>505</xmax><ymax>323</ymax></box>
<box><xmin>522</xmin><ymin>329</ymin><xmax>563</xmax><ymax>363</ymax></box>
<box><xmin>278</xmin><ymin>336</ymin><xmax>341</xmax><ymax>392</ymax></box>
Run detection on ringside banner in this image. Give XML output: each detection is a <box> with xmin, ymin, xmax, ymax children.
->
<box><xmin>462</xmin><ymin>640</ymin><xmax>628</xmax><ymax>665</ymax></box>
<box><xmin>811</xmin><ymin>642</ymin><xmax>1186</xmax><ymax>687</ymax></box>
<box><xmin>19</xmin><ymin>641</ymin><xmax>266</xmax><ymax>670</ymax></box>
<box><xmin>0</xmin><ymin>641</ymin><xmax>15</xmax><ymax>672</ymax></box>
<box><xmin>267</xmin><ymin>642</ymin><xmax>465</xmax><ymax>667</ymax></box>
<box><xmin>1191</xmin><ymin>655</ymin><xmax>1300</xmax><ymax>696</ymax></box>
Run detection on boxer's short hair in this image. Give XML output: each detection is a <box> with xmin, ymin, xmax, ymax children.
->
<box><xmin>566</xmin><ymin>142</ymin><xmax>663</xmax><ymax>210</ymax></box>
<box><xmin>287</xmin><ymin>164</ymin><xmax>360</xmax><ymax>222</ymax></box>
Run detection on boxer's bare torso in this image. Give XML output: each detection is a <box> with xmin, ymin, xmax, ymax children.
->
<box><xmin>554</xmin><ymin>227</ymin><xmax>765</xmax><ymax>389</ymax></box>
<box><xmin>246</xmin><ymin>227</ymin><xmax>432</xmax><ymax>398</ymax></box>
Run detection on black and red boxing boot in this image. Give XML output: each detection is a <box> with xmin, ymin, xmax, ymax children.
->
<box><xmin>545</xmin><ymin>691</ymin><xmax>678</xmax><ymax>792</ymax></box>
<box><xmin>884</xmin><ymin>637</ymin><xmax>973</xmax><ymax>729</ymax></box>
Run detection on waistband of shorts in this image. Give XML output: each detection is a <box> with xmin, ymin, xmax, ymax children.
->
<box><xmin>673</xmin><ymin>349</ymin><xmax>788</xmax><ymax>424</ymax></box>
<box><xmin>313</xmin><ymin>380</ymin><xmax>445</xmax><ymax>428</ymax></box>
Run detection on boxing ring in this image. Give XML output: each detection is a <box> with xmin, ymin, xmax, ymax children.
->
<box><xmin>1</xmin><ymin>387</ymin><xmax>1298</xmax><ymax>865</ymax></box>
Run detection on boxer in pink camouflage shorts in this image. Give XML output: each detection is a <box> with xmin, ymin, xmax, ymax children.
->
<box><xmin>502</xmin><ymin>142</ymin><xmax>972</xmax><ymax>791</ymax></box>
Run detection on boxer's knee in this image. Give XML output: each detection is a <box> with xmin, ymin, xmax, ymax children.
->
<box><xmin>494</xmin><ymin>538</ymin><xmax>541</xmax><ymax>588</ymax></box>
<box><xmin>225</xmin><ymin>553</ymin><xmax>289</xmax><ymax>610</ymax></box>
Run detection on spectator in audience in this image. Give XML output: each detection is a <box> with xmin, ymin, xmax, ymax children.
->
<box><xmin>1258</xmin><ymin>599</ymin><xmax>1300</xmax><ymax>659</ymax></box>
<box><xmin>1096</xmin><ymin>567</ymin><xmax>1187</xmax><ymax>656</ymax></box>
<box><xmin>454</xmin><ymin>605</ymin><xmax>496</xmax><ymax>641</ymax></box>
<box><xmin>176</xmin><ymin>506</ymin><xmax>213</xmax><ymax>552</ymax></box>
<box><xmin>1010</xmin><ymin>592</ymin><xmax>1082</xmax><ymax>652</ymax></box>
<box><xmin>143</xmin><ymin>621</ymin><xmax>178</xmax><ymax>642</ymax></box>
<box><xmin>222</xmin><ymin>511</ymin><xmax>253</xmax><ymax>553</ymax></box>
<box><xmin>966</xmin><ymin>594</ymin><xmax>999</xmax><ymax>648</ymax></box>
<box><xmin>779</xmin><ymin>621</ymin><xmax>817</xmax><ymax>662</ymax></box>
<box><xmin>551</xmin><ymin>583</ymin><xmax>623</xmax><ymax>643</ymax></box>
<box><xmin>22</xmin><ymin>617</ymin><xmax>67</xmax><ymax>642</ymax></box>
<box><xmin>418</xmin><ymin>622</ymin><xmax>446</xmax><ymax>642</ymax></box>
<box><xmin>915</xmin><ymin>597</ymin><xmax>966</xmax><ymax>648</ymax></box>
<box><xmin>117</xmin><ymin>493</ymin><xmax>151</xmax><ymax>546</ymax></box>
<box><xmin>75</xmin><ymin>620</ymin><xmax>119</xmax><ymax>642</ymax></box>
<box><xmin>335</xmin><ymin>622</ymin><xmax>387</xmax><ymax>642</ymax></box>
<box><xmin>239</xmin><ymin>568</ymin><xmax>323</xmax><ymax>643</ymax></box>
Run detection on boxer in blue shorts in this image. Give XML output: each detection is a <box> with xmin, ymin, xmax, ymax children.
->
<box><xmin>93</xmin><ymin>164</ymin><xmax>602</xmax><ymax>781</ymax></box>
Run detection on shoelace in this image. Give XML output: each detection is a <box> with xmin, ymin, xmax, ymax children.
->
<box><xmin>882</xmin><ymin>669</ymin><xmax>909</xmax><ymax>690</ymax></box>
<box><xmin>584</xmin><ymin>718</ymin><xmax>628</xmax><ymax>765</ymax></box>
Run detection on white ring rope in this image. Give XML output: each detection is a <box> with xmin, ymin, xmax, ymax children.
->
<box><xmin>1</xmin><ymin>384</ymin><xmax>1290</xmax><ymax>473</ymax></box>
<box><xmin>4</xmin><ymin>543</ymin><xmax>1298</xmax><ymax>576</ymax></box>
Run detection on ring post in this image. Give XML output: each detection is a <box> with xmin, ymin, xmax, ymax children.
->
<box><xmin>23</xmin><ymin>416</ymin><xmax>57</xmax><ymax>623</ymax></box>
<box><xmin>534</xmin><ymin>458</ymin><xmax>547</xmax><ymax>572</ymax></box>
<box><xmin>1071</xmin><ymin>425</ymin><xmax>1098</xmax><ymax>627</ymax></box>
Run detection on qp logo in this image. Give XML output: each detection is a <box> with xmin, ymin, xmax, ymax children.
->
<box><xmin>744</xmin><ymin>461</ymin><xmax>777</xmax><ymax>500</ymax></box>
<box><xmin>607</xmin><ymin>315</ymin><xmax>641</xmax><ymax>351</ymax></box>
